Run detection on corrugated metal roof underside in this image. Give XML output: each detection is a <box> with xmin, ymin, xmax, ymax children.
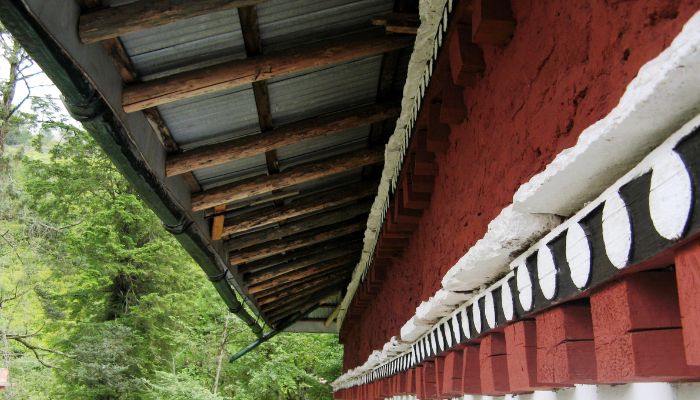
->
<box><xmin>256</xmin><ymin>0</ymin><xmax>393</xmax><ymax>52</ymax></box>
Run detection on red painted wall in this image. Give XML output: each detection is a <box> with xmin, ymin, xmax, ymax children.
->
<box><xmin>341</xmin><ymin>0</ymin><xmax>700</xmax><ymax>370</ymax></box>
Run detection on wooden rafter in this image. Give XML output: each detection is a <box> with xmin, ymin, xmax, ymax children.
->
<box><xmin>79</xmin><ymin>0</ymin><xmax>264</xmax><ymax>44</ymax></box>
<box><xmin>122</xmin><ymin>33</ymin><xmax>414</xmax><ymax>112</ymax></box>
<box><xmin>227</xmin><ymin>200</ymin><xmax>372</xmax><ymax>249</ymax></box>
<box><xmin>371</xmin><ymin>13</ymin><xmax>421</xmax><ymax>34</ymax></box>
<box><xmin>229</xmin><ymin>222</ymin><xmax>365</xmax><ymax>265</ymax></box>
<box><xmin>166</xmin><ymin>103</ymin><xmax>399</xmax><ymax>177</ymax></box>
<box><xmin>257</xmin><ymin>273</ymin><xmax>349</xmax><ymax>306</ymax></box>
<box><xmin>238</xmin><ymin>238</ymin><xmax>363</xmax><ymax>275</ymax></box>
<box><xmin>245</xmin><ymin>245</ymin><xmax>361</xmax><ymax>285</ymax></box>
<box><xmin>223</xmin><ymin>181</ymin><xmax>376</xmax><ymax>236</ymax></box>
<box><xmin>266</xmin><ymin>286</ymin><xmax>343</xmax><ymax>322</ymax></box>
<box><xmin>254</xmin><ymin>266</ymin><xmax>350</xmax><ymax>299</ymax></box>
<box><xmin>248</xmin><ymin>257</ymin><xmax>352</xmax><ymax>295</ymax></box>
<box><xmin>191</xmin><ymin>147</ymin><xmax>384</xmax><ymax>211</ymax></box>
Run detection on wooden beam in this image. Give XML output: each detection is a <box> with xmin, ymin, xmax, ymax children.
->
<box><xmin>228</xmin><ymin>201</ymin><xmax>371</xmax><ymax>248</ymax></box>
<box><xmin>245</xmin><ymin>245</ymin><xmax>360</xmax><ymax>285</ymax></box>
<box><xmin>79</xmin><ymin>0</ymin><xmax>264</xmax><ymax>44</ymax></box>
<box><xmin>223</xmin><ymin>182</ymin><xmax>376</xmax><ymax>236</ymax></box>
<box><xmin>166</xmin><ymin>103</ymin><xmax>399</xmax><ymax>176</ymax></box>
<box><xmin>239</xmin><ymin>238</ymin><xmax>362</xmax><ymax>275</ymax></box>
<box><xmin>229</xmin><ymin>222</ymin><xmax>365</xmax><ymax>265</ymax></box>
<box><xmin>371</xmin><ymin>13</ymin><xmax>420</xmax><ymax>34</ymax></box>
<box><xmin>248</xmin><ymin>258</ymin><xmax>351</xmax><ymax>295</ymax></box>
<box><xmin>253</xmin><ymin>266</ymin><xmax>350</xmax><ymax>299</ymax></box>
<box><xmin>257</xmin><ymin>273</ymin><xmax>349</xmax><ymax>306</ymax></box>
<box><xmin>122</xmin><ymin>33</ymin><xmax>414</xmax><ymax>112</ymax></box>
<box><xmin>265</xmin><ymin>286</ymin><xmax>342</xmax><ymax>322</ymax></box>
<box><xmin>192</xmin><ymin>147</ymin><xmax>384</xmax><ymax>211</ymax></box>
<box><xmin>211</xmin><ymin>205</ymin><xmax>227</xmax><ymax>240</ymax></box>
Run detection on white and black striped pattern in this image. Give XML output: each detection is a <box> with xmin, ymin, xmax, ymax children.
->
<box><xmin>333</xmin><ymin>119</ymin><xmax>700</xmax><ymax>390</ymax></box>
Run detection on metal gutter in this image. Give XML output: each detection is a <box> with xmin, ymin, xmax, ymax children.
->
<box><xmin>0</xmin><ymin>0</ymin><xmax>264</xmax><ymax>336</ymax></box>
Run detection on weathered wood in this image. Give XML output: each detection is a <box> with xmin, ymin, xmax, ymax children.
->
<box><xmin>254</xmin><ymin>266</ymin><xmax>350</xmax><ymax>299</ymax></box>
<box><xmin>122</xmin><ymin>34</ymin><xmax>414</xmax><ymax>112</ymax></box>
<box><xmin>371</xmin><ymin>13</ymin><xmax>420</xmax><ymax>34</ymax></box>
<box><xmin>223</xmin><ymin>182</ymin><xmax>376</xmax><ymax>236</ymax></box>
<box><xmin>167</xmin><ymin>103</ymin><xmax>399</xmax><ymax>176</ymax></box>
<box><xmin>238</xmin><ymin>237</ymin><xmax>363</xmax><ymax>275</ymax></box>
<box><xmin>192</xmin><ymin>148</ymin><xmax>384</xmax><ymax>211</ymax></box>
<box><xmin>257</xmin><ymin>273</ymin><xmax>349</xmax><ymax>306</ymax></box>
<box><xmin>229</xmin><ymin>222</ymin><xmax>365</xmax><ymax>265</ymax></box>
<box><xmin>324</xmin><ymin>303</ymin><xmax>343</xmax><ymax>327</ymax></box>
<box><xmin>228</xmin><ymin>201</ymin><xmax>372</xmax><ymax>248</ymax></box>
<box><xmin>265</xmin><ymin>286</ymin><xmax>342</xmax><ymax>321</ymax></box>
<box><xmin>245</xmin><ymin>245</ymin><xmax>361</xmax><ymax>285</ymax></box>
<box><xmin>211</xmin><ymin>205</ymin><xmax>227</xmax><ymax>241</ymax></box>
<box><xmin>79</xmin><ymin>0</ymin><xmax>264</xmax><ymax>44</ymax></box>
<box><xmin>248</xmin><ymin>258</ymin><xmax>351</xmax><ymax>294</ymax></box>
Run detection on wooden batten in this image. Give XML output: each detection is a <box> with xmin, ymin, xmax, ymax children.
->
<box><xmin>210</xmin><ymin>205</ymin><xmax>227</xmax><ymax>241</ymax></box>
<box><xmin>244</xmin><ymin>244</ymin><xmax>361</xmax><ymax>284</ymax></box>
<box><xmin>265</xmin><ymin>286</ymin><xmax>343</xmax><ymax>321</ymax></box>
<box><xmin>223</xmin><ymin>182</ymin><xmax>376</xmax><ymax>236</ymax></box>
<box><xmin>248</xmin><ymin>258</ymin><xmax>351</xmax><ymax>295</ymax></box>
<box><xmin>257</xmin><ymin>273</ymin><xmax>349</xmax><ymax>306</ymax></box>
<box><xmin>79</xmin><ymin>0</ymin><xmax>264</xmax><ymax>44</ymax></box>
<box><xmin>191</xmin><ymin>148</ymin><xmax>384</xmax><ymax>211</ymax></box>
<box><xmin>371</xmin><ymin>13</ymin><xmax>421</xmax><ymax>34</ymax></box>
<box><xmin>166</xmin><ymin>103</ymin><xmax>400</xmax><ymax>177</ymax></box>
<box><xmin>122</xmin><ymin>34</ymin><xmax>414</xmax><ymax>112</ymax></box>
<box><xmin>229</xmin><ymin>222</ymin><xmax>366</xmax><ymax>265</ymax></box>
<box><xmin>227</xmin><ymin>201</ymin><xmax>372</xmax><ymax>249</ymax></box>
<box><xmin>237</xmin><ymin>238</ymin><xmax>362</xmax><ymax>275</ymax></box>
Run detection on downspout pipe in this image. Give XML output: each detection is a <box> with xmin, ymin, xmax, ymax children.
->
<box><xmin>229</xmin><ymin>306</ymin><xmax>319</xmax><ymax>363</ymax></box>
<box><xmin>0</xmin><ymin>0</ymin><xmax>264</xmax><ymax>337</ymax></box>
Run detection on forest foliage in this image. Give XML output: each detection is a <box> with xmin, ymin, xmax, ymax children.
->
<box><xmin>0</xmin><ymin>27</ymin><xmax>343</xmax><ymax>400</ymax></box>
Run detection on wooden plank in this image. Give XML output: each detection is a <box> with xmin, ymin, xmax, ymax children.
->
<box><xmin>211</xmin><ymin>205</ymin><xmax>227</xmax><ymax>241</ymax></box>
<box><xmin>237</xmin><ymin>237</ymin><xmax>363</xmax><ymax>275</ymax></box>
<box><xmin>223</xmin><ymin>182</ymin><xmax>376</xmax><ymax>236</ymax></box>
<box><xmin>79</xmin><ymin>0</ymin><xmax>264</xmax><ymax>43</ymax></box>
<box><xmin>166</xmin><ymin>103</ymin><xmax>399</xmax><ymax>176</ymax></box>
<box><xmin>122</xmin><ymin>33</ymin><xmax>414</xmax><ymax>112</ymax></box>
<box><xmin>253</xmin><ymin>266</ymin><xmax>350</xmax><ymax>299</ymax></box>
<box><xmin>324</xmin><ymin>303</ymin><xmax>343</xmax><ymax>327</ymax></box>
<box><xmin>265</xmin><ymin>286</ymin><xmax>343</xmax><ymax>321</ymax></box>
<box><xmin>192</xmin><ymin>147</ymin><xmax>384</xmax><ymax>211</ymax></box>
<box><xmin>248</xmin><ymin>258</ymin><xmax>351</xmax><ymax>294</ymax></box>
<box><xmin>229</xmin><ymin>222</ymin><xmax>366</xmax><ymax>265</ymax></box>
<box><xmin>245</xmin><ymin>245</ymin><xmax>361</xmax><ymax>285</ymax></box>
<box><xmin>227</xmin><ymin>201</ymin><xmax>371</xmax><ymax>249</ymax></box>
<box><xmin>371</xmin><ymin>13</ymin><xmax>420</xmax><ymax>34</ymax></box>
<box><xmin>257</xmin><ymin>273</ymin><xmax>349</xmax><ymax>306</ymax></box>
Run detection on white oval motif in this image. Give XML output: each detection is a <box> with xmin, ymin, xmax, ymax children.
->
<box><xmin>501</xmin><ymin>281</ymin><xmax>514</xmax><ymax>321</ymax></box>
<box><xmin>566</xmin><ymin>222</ymin><xmax>591</xmax><ymax>289</ymax></box>
<box><xmin>436</xmin><ymin>328</ymin><xmax>444</xmax><ymax>352</ymax></box>
<box><xmin>649</xmin><ymin>151</ymin><xmax>692</xmax><ymax>240</ymax></box>
<box><xmin>430</xmin><ymin>331</ymin><xmax>437</xmax><ymax>354</ymax></box>
<box><xmin>472</xmin><ymin>301</ymin><xmax>482</xmax><ymax>333</ymax></box>
<box><xmin>516</xmin><ymin>262</ymin><xmax>533</xmax><ymax>311</ymax></box>
<box><xmin>537</xmin><ymin>245</ymin><xmax>558</xmax><ymax>300</ymax></box>
<box><xmin>602</xmin><ymin>192</ymin><xmax>632</xmax><ymax>269</ymax></box>
<box><xmin>460</xmin><ymin>307</ymin><xmax>471</xmax><ymax>339</ymax></box>
<box><xmin>485</xmin><ymin>291</ymin><xmax>496</xmax><ymax>328</ymax></box>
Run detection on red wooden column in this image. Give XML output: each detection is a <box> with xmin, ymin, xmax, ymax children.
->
<box><xmin>479</xmin><ymin>333</ymin><xmax>510</xmax><ymax>395</ymax></box>
<box><xmin>402</xmin><ymin>368</ymin><xmax>415</xmax><ymax>395</ymax></box>
<box><xmin>590</xmin><ymin>270</ymin><xmax>700</xmax><ymax>382</ymax></box>
<box><xmin>414</xmin><ymin>365</ymin><xmax>425</xmax><ymax>399</ymax></box>
<box><xmin>422</xmin><ymin>359</ymin><xmax>439</xmax><ymax>399</ymax></box>
<box><xmin>438</xmin><ymin>349</ymin><xmax>463</xmax><ymax>398</ymax></box>
<box><xmin>675</xmin><ymin>239</ymin><xmax>700</xmax><ymax>365</ymax></box>
<box><xmin>504</xmin><ymin>320</ymin><xmax>542</xmax><ymax>392</ymax></box>
<box><xmin>462</xmin><ymin>345</ymin><xmax>481</xmax><ymax>394</ymax></box>
<box><xmin>535</xmin><ymin>300</ymin><xmax>596</xmax><ymax>386</ymax></box>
